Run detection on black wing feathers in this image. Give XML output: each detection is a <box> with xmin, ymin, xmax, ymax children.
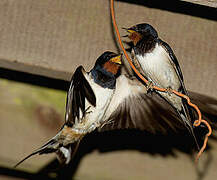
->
<box><xmin>158</xmin><ymin>39</ymin><xmax>183</xmax><ymax>81</ymax></box>
<box><xmin>65</xmin><ymin>66</ymin><xmax>96</xmax><ymax>126</ymax></box>
<box><xmin>158</xmin><ymin>39</ymin><xmax>189</xmax><ymax>96</ymax></box>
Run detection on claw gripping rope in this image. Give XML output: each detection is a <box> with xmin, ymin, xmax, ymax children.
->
<box><xmin>110</xmin><ymin>0</ymin><xmax>212</xmax><ymax>162</ymax></box>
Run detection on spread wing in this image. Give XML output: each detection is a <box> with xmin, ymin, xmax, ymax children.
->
<box><xmin>65</xmin><ymin>66</ymin><xmax>96</xmax><ymax>126</ymax></box>
<box><xmin>100</xmin><ymin>75</ymin><xmax>217</xmax><ymax>135</ymax></box>
<box><xmin>100</xmin><ymin>75</ymin><xmax>186</xmax><ymax>134</ymax></box>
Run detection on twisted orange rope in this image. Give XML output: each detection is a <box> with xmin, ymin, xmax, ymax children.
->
<box><xmin>110</xmin><ymin>0</ymin><xmax>212</xmax><ymax>163</ymax></box>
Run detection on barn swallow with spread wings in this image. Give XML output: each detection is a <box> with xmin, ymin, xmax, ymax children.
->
<box><xmin>14</xmin><ymin>51</ymin><xmax>123</xmax><ymax>167</ymax></box>
<box><xmin>15</xmin><ymin>50</ymin><xmax>217</xmax><ymax>167</ymax></box>
<box><xmin>123</xmin><ymin>23</ymin><xmax>199</xmax><ymax>147</ymax></box>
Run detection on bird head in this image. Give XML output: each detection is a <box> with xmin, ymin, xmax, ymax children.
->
<box><xmin>94</xmin><ymin>51</ymin><xmax>122</xmax><ymax>77</ymax></box>
<box><xmin>123</xmin><ymin>23</ymin><xmax>158</xmax><ymax>46</ymax></box>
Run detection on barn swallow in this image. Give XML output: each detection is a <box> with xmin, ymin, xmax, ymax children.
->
<box><xmin>14</xmin><ymin>51</ymin><xmax>122</xmax><ymax>167</ymax></box>
<box><xmin>123</xmin><ymin>23</ymin><xmax>199</xmax><ymax>147</ymax></box>
<box><xmin>14</xmin><ymin>49</ymin><xmax>217</xmax><ymax>166</ymax></box>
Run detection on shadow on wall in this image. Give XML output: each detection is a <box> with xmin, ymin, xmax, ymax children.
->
<box><xmin>1</xmin><ymin>128</ymin><xmax>215</xmax><ymax>180</ymax></box>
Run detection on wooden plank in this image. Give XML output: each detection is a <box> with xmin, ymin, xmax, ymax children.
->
<box><xmin>181</xmin><ymin>0</ymin><xmax>217</xmax><ymax>7</ymax></box>
<box><xmin>0</xmin><ymin>0</ymin><xmax>216</xmax><ymax>97</ymax></box>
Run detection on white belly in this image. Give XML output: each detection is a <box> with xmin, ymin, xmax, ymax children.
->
<box><xmin>74</xmin><ymin>76</ymin><xmax>114</xmax><ymax>132</ymax></box>
<box><xmin>134</xmin><ymin>44</ymin><xmax>180</xmax><ymax>90</ymax></box>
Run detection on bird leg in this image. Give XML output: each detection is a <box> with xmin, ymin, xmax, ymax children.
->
<box><xmin>165</xmin><ymin>86</ymin><xmax>173</xmax><ymax>96</ymax></box>
<box><xmin>100</xmin><ymin>119</ymin><xmax>114</xmax><ymax>129</ymax></box>
<box><xmin>85</xmin><ymin>106</ymin><xmax>93</xmax><ymax>113</ymax></box>
<box><xmin>146</xmin><ymin>81</ymin><xmax>154</xmax><ymax>92</ymax></box>
<box><xmin>82</xmin><ymin>106</ymin><xmax>92</xmax><ymax>118</ymax></box>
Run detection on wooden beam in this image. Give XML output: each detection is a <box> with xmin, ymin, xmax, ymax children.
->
<box><xmin>0</xmin><ymin>0</ymin><xmax>216</xmax><ymax>97</ymax></box>
<box><xmin>180</xmin><ymin>0</ymin><xmax>217</xmax><ymax>7</ymax></box>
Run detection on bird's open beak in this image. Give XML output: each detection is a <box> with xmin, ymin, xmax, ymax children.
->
<box><xmin>127</xmin><ymin>29</ymin><xmax>136</xmax><ymax>33</ymax></box>
<box><xmin>122</xmin><ymin>27</ymin><xmax>128</xmax><ymax>31</ymax></box>
<box><xmin>122</xmin><ymin>27</ymin><xmax>135</xmax><ymax>33</ymax></box>
<box><xmin>122</xmin><ymin>27</ymin><xmax>135</xmax><ymax>37</ymax></box>
<box><xmin>110</xmin><ymin>55</ymin><xmax>122</xmax><ymax>65</ymax></box>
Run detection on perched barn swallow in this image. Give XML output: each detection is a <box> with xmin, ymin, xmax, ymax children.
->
<box><xmin>14</xmin><ymin>51</ymin><xmax>122</xmax><ymax>167</ymax></box>
<box><xmin>123</xmin><ymin>23</ymin><xmax>198</xmax><ymax>146</ymax></box>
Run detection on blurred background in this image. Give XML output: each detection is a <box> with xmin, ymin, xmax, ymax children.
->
<box><xmin>0</xmin><ymin>0</ymin><xmax>216</xmax><ymax>179</ymax></box>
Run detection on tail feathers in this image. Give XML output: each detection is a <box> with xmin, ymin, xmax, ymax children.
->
<box><xmin>14</xmin><ymin>133</ymin><xmax>82</xmax><ymax>168</ymax></box>
<box><xmin>14</xmin><ymin>150</ymin><xmax>41</xmax><ymax>168</ymax></box>
<box><xmin>179</xmin><ymin>106</ymin><xmax>200</xmax><ymax>151</ymax></box>
<box><xmin>14</xmin><ymin>138</ymin><xmax>59</xmax><ymax>168</ymax></box>
<box><xmin>189</xmin><ymin>92</ymin><xmax>217</xmax><ymax>133</ymax></box>
<box><xmin>179</xmin><ymin>92</ymin><xmax>217</xmax><ymax>149</ymax></box>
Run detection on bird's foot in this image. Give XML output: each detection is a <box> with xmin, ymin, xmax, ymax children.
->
<box><xmin>82</xmin><ymin>106</ymin><xmax>92</xmax><ymax>118</ymax></box>
<box><xmin>86</xmin><ymin>110</ymin><xmax>93</xmax><ymax>115</ymax></box>
<box><xmin>86</xmin><ymin>106</ymin><xmax>93</xmax><ymax>113</ymax></box>
<box><xmin>100</xmin><ymin>119</ymin><xmax>114</xmax><ymax>129</ymax></box>
<box><xmin>165</xmin><ymin>87</ymin><xmax>173</xmax><ymax>96</ymax></box>
<box><xmin>146</xmin><ymin>81</ymin><xmax>154</xmax><ymax>92</ymax></box>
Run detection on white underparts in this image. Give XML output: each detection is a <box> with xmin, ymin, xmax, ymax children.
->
<box><xmin>135</xmin><ymin>44</ymin><xmax>180</xmax><ymax>90</ymax></box>
<box><xmin>73</xmin><ymin>74</ymin><xmax>114</xmax><ymax>134</ymax></box>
